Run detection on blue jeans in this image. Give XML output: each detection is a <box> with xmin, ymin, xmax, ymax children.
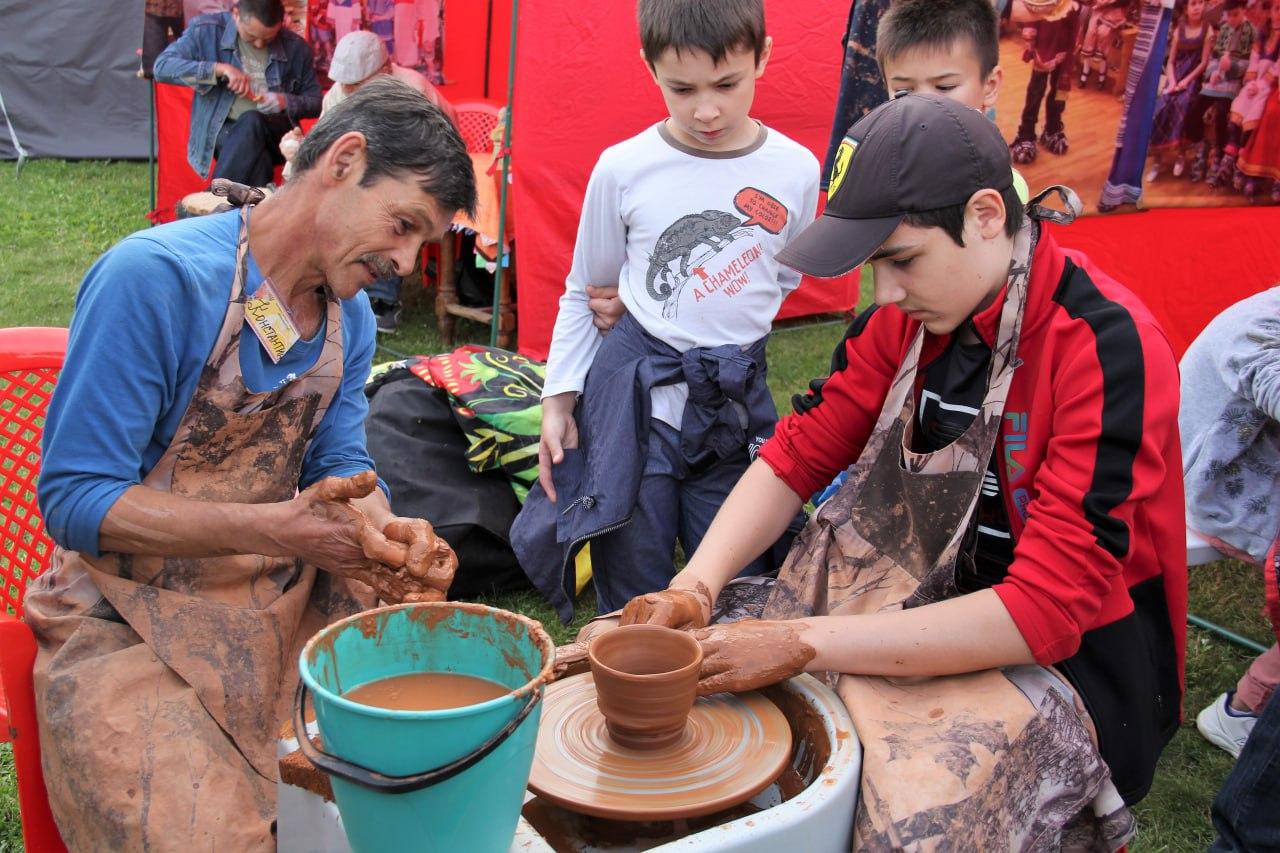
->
<box><xmin>1209</xmin><ymin>688</ymin><xmax>1280</xmax><ymax>851</ymax></box>
<box><xmin>212</xmin><ymin>111</ymin><xmax>290</xmax><ymax>188</ymax></box>
<box><xmin>589</xmin><ymin>419</ymin><xmax>792</xmax><ymax>613</ymax></box>
<box><xmin>366</xmin><ymin>276</ymin><xmax>402</xmax><ymax>305</ymax></box>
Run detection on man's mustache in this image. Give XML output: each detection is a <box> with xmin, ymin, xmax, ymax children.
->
<box><xmin>359</xmin><ymin>254</ymin><xmax>397</xmax><ymax>279</ymax></box>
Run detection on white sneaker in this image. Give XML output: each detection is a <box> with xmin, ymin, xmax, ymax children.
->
<box><xmin>1145</xmin><ymin>163</ymin><xmax>1160</xmax><ymax>183</ymax></box>
<box><xmin>1197</xmin><ymin>691</ymin><xmax>1258</xmax><ymax>758</ymax></box>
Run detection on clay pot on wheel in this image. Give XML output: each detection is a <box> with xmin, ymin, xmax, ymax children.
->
<box><xmin>588</xmin><ymin>624</ymin><xmax>702</xmax><ymax>750</ymax></box>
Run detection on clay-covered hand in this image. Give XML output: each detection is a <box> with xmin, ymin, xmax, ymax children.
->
<box><xmin>285</xmin><ymin>471</ymin><xmax>454</xmax><ymax>603</ymax></box>
<box><xmin>692</xmin><ymin>620</ymin><xmax>816</xmax><ymax>696</ymax></box>
<box><xmin>550</xmin><ymin>641</ymin><xmax>591</xmax><ymax>682</ymax></box>
<box><xmin>620</xmin><ymin>582</ymin><xmax>712</xmax><ymax>630</ymax></box>
<box><xmin>382</xmin><ymin>517</ymin><xmax>457</xmax><ymax>592</ymax></box>
<box><xmin>575</xmin><ymin>616</ymin><xmax>620</xmax><ymax>643</ymax></box>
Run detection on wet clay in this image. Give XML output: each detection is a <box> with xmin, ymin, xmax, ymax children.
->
<box><xmin>343</xmin><ymin>671</ymin><xmax>509</xmax><ymax>711</ymax></box>
<box><xmin>279</xmin><ymin>740</ymin><xmax>335</xmax><ymax>802</ymax></box>
<box><xmin>692</xmin><ymin>621</ymin><xmax>816</xmax><ymax>695</ymax></box>
<box><xmin>588</xmin><ymin>624</ymin><xmax>702</xmax><ymax>750</ymax></box>
<box><xmin>526</xmin><ymin>673</ymin><xmax>792</xmax><ymax>822</ymax></box>
<box><xmin>619</xmin><ymin>581</ymin><xmax>713</xmax><ymax>629</ymax></box>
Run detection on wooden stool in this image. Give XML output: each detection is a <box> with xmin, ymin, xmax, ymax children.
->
<box><xmin>433</xmin><ymin>230</ymin><xmax>516</xmax><ymax>350</ymax></box>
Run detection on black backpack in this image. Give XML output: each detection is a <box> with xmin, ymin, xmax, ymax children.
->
<box><xmin>364</xmin><ymin>367</ymin><xmax>530</xmax><ymax>599</ymax></box>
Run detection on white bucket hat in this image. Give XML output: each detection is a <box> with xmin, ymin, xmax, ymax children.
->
<box><xmin>328</xmin><ymin>31</ymin><xmax>389</xmax><ymax>85</ymax></box>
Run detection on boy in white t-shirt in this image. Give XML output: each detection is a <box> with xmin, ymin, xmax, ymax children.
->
<box><xmin>511</xmin><ymin>0</ymin><xmax>819</xmax><ymax>618</ymax></box>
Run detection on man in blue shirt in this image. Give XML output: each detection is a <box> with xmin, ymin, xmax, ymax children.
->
<box><xmin>155</xmin><ymin>0</ymin><xmax>322</xmax><ymax>186</ymax></box>
<box><xmin>25</xmin><ymin>79</ymin><xmax>475</xmax><ymax>847</ymax></box>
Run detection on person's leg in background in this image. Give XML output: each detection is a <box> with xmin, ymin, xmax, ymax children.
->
<box><xmin>1041</xmin><ymin>65</ymin><xmax>1070</xmax><ymax>154</ymax></box>
<box><xmin>1208</xmin><ymin>689</ymin><xmax>1280</xmax><ymax>852</ymax></box>
<box><xmin>366</xmin><ymin>276</ymin><xmax>404</xmax><ymax>334</ymax></box>
<box><xmin>1200</xmin><ymin>643</ymin><xmax>1280</xmax><ymax>757</ymax></box>
<box><xmin>1186</xmin><ymin>95</ymin><xmax>1214</xmax><ymax>181</ymax></box>
<box><xmin>679</xmin><ymin>446</ymin><xmax>799</xmax><ymax>580</ymax></box>
<box><xmin>1012</xmin><ymin>69</ymin><xmax>1049</xmax><ymax>162</ymax></box>
<box><xmin>588</xmin><ymin>421</ymin><xmax>683</xmax><ymax>614</ymax></box>
<box><xmin>212</xmin><ymin>112</ymin><xmax>290</xmax><ymax>187</ymax></box>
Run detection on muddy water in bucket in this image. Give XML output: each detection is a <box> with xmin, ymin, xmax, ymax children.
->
<box><xmin>297</xmin><ymin>602</ymin><xmax>555</xmax><ymax>853</ymax></box>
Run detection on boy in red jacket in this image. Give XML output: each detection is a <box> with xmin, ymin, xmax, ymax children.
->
<box><xmin>620</xmin><ymin>94</ymin><xmax>1187</xmax><ymax>847</ymax></box>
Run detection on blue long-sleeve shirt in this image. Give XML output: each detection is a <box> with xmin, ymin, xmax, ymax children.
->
<box><xmin>39</xmin><ymin>210</ymin><xmax>384</xmax><ymax>557</ymax></box>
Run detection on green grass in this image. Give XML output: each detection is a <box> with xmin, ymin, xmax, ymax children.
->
<box><xmin>0</xmin><ymin>159</ymin><xmax>1267</xmax><ymax>850</ymax></box>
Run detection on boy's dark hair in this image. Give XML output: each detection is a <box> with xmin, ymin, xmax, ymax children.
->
<box><xmin>902</xmin><ymin>184</ymin><xmax>1025</xmax><ymax>246</ymax></box>
<box><xmin>876</xmin><ymin>0</ymin><xmax>1000</xmax><ymax>78</ymax></box>
<box><xmin>292</xmin><ymin>77</ymin><xmax>477</xmax><ymax>218</ymax></box>
<box><xmin>1225</xmin><ymin>0</ymin><xmax>1246</xmax><ymax>12</ymax></box>
<box><xmin>638</xmin><ymin>0</ymin><xmax>767</xmax><ymax>65</ymax></box>
<box><xmin>237</xmin><ymin>0</ymin><xmax>285</xmax><ymax>27</ymax></box>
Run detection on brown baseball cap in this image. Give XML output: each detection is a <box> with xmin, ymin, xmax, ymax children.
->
<box><xmin>777</xmin><ymin>93</ymin><xmax>1013</xmax><ymax>278</ymax></box>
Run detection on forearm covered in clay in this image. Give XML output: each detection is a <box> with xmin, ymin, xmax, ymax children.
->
<box><xmin>98</xmin><ymin>484</ymin><xmax>287</xmax><ymax>559</ymax></box>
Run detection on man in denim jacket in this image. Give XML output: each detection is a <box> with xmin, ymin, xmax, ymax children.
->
<box><xmin>156</xmin><ymin>0</ymin><xmax>321</xmax><ymax>186</ymax></box>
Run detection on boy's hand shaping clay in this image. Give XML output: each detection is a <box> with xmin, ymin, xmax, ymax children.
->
<box><xmin>620</xmin><ymin>582</ymin><xmax>713</xmax><ymax>630</ymax></box>
<box><xmin>287</xmin><ymin>471</ymin><xmax>456</xmax><ymax>603</ymax></box>
<box><xmin>692</xmin><ymin>620</ymin><xmax>816</xmax><ymax>695</ymax></box>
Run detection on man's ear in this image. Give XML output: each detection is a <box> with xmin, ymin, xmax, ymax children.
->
<box><xmin>967</xmin><ymin>188</ymin><xmax>1007</xmax><ymax>240</ymax></box>
<box><xmin>320</xmin><ymin>131</ymin><xmax>368</xmax><ymax>184</ymax></box>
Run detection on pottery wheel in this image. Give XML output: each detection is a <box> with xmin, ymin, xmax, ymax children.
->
<box><xmin>527</xmin><ymin>673</ymin><xmax>792</xmax><ymax>822</ymax></box>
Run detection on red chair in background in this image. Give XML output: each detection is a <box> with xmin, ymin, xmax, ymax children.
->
<box><xmin>0</xmin><ymin>327</ymin><xmax>68</xmax><ymax>851</ymax></box>
<box><xmin>430</xmin><ymin>100</ymin><xmax>516</xmax><ymax>348</ymax></box>
<box><xmin>451</xmin><ymin>100</ymin><xmax>501</xmax><ymax>153</ymax></box>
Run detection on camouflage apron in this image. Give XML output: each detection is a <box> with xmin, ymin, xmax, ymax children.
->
<box><xmin>25</xmin><ymin>205</ymin><xmax>374</xmax><ymax>850</ymax></box>
<box><xmin>761</xmin><ymin>189</ymin><xmax>1135</xmax><ymax>851</ymax></box>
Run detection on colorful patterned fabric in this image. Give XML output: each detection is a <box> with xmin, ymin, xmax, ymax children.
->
<box><xmin>372</xmin><ymin>347</ymin><xmax>545</xmax><ymax>502</ymax></box>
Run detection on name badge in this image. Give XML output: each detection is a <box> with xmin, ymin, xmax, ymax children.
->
<box><xmin>245</xmin><ymin>279</ymin><xmax>301</xmax><ymax>363</ymax></box>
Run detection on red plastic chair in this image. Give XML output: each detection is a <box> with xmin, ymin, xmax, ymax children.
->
<box><xmin>0</xmin><ymin>327</ymin><xmax>69</xmax><ymax>851</ymax></box>
<box><xmin>451</xmin><ymin>100</ymin><xmax>502</xmax><ymax>154</ymax></box>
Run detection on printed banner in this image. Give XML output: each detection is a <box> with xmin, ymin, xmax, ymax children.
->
<box><xmin>999</xmin><ymin>0</ymin><xmax>1280</xmax><ymax>213</ymax></box>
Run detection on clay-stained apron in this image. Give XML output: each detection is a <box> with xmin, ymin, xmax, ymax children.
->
<box><xmin>25</xmin><ymin>206</ymin><xmax>374</xmax><ymax>850</ymax></box>
<box><xmin>763</xmin><ymin>189</ymin><xmax>1135</xmax><ymax>851</ymax></box>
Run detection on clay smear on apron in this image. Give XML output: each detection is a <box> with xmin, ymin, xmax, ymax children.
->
<box><xmin>25</xmin><ymin>205</ymin><xmax>374</xmax><ymax>850</ymax></box>
<box><xmin>762</xmin><ymin>189</ymin><xmax>1135</xmax><ymax>851</ymax></box>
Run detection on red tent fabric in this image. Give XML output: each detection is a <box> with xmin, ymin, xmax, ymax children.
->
<box><xmin>1053</xmin><ymin>206</ymin><xmax>1280</xmax><ymax>359</ymax></box>
<box><xmin>151</xmin><ymin>3</ymin><xmax>1280</xmax><ymax>360</ymax></box>
<box><xmin>510</xmin><ymin>0</ymin><xmax>860</xmax><ymax>358</ymax></box>
<box><xmin>153</xmin><ymin>84</ymin><xmax>209</xmax><ymax>224</ymax></box>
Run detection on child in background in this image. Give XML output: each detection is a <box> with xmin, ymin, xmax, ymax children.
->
<box><xmin>1188</xmin><ymin>0</ymin><xmax>1256</xmax><ymax>180</ymax></box>
<box><xmin>1147</xmin><ymin>0</ymin><xmax>1213</xmax><ymax>181</ymax></box>
<box><xmin>511</xmin><ymin>0</ymin><xmax>820</xmax><ymax>619</ymax></box>
<box><xmin>1237</xmin><ymin>67</ymin><xmax>1280</xmax><ymax>199</ymax></box>
<box><xmin>1011</xmin><ymin>0</ymin><xmax>1082</xmax><ymax>163</ymax></box>
<box><xmin>874</xmin><ymin>0</ymin><xmax>1030</xmax><ymax>201</ymax></box>
<box><xmin>1210</xmin><ymin>0</ymin><xmax>1280</xmax><ymax>190</ymax></box>
<box><xmin>1078</xmin><ymin>0</ymin><xmax>1134</xmax><ymax>90</ymax></box>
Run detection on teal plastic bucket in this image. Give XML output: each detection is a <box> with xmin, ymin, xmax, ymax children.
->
<box><xmin>296</xmin><ymin>602</ymin><xmax>555</xmax><ymax>853</ymax></box>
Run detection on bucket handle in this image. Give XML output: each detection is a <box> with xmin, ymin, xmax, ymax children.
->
<box><xmin>292</xmin><ymin>680</ymin><xmax>541</xmax><ymax>794</ymax></box>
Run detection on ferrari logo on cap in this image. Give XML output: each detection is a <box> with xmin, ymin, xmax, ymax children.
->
<box><xmin>829</xmin><ymin>138</ymin><xmax>857</xmax><ymax>199</ymax></box>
